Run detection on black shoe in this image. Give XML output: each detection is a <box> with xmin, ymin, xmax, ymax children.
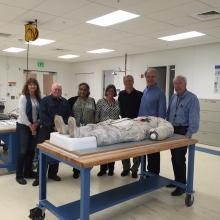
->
<box><xmin>32</xmin><ymin>179</ymin><xmax>39</xmax><ymax>187</ymax></box>
<box><xmin>48</xmin><ymin>175</ymin><xmax>61</xmax><ymax>181</ymax></box>
<box><xmin>97</xmin><ymin>170</ymin><xmax>107</xmax><ymax>177</ymax></box>
<box><xmin>131</xmin><ymin>171</ymin><xmax>138</xmax><ymax>178</ymax></box>
<box><xmin>16</xmin><ymin>177</ymin><xmax>27</xmax><ymax>185</ymax></box>
<box><xmin>121</xmin><ymin>170</ymin><xmax>130</xmax><ymax>177</ymax></box>
<box><xmin>171</xmin><ymin>187</ymin><xmax>185</xmax><ymax>196</ymax></box>
<box><xmin>24</xmin><ymin>171</ymin><xmax>37</xmax><ymax>179</ymax></box>
<box><xmin>73</xmin><ymin>171</ymin><xmax>80</xmax><ymax>179</ymax></box>
<box><xmin>166</xmin><ymin>183</ymin><xmax>176</xmax><ymax>188</ymax></box>
<box><xmin>108</xmin><ymin>170</ymin><xmax>114</xmax><ymax>176</ymax></box>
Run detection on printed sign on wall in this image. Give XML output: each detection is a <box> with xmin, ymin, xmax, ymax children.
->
<box><xmin>214</xmin><ymin>65</ymin><xmax>220</xmax><ymax>93</ymax></box>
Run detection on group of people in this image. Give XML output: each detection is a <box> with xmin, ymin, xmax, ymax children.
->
<box><xmin>15</xmin><ymin>67</ymin><xmax>200</xmax><ymax>197</ymax></box>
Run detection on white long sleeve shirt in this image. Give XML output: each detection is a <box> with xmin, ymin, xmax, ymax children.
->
<box><xmin>17</xmin><ymin>95</ymin><xmax>39</xmax><ymax>126</ymax></box>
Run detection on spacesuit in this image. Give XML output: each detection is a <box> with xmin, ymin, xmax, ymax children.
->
<box><xmin>55</xmin><ymin>116</ymin><xmax>174</xmax><ymax>147</ymax></box>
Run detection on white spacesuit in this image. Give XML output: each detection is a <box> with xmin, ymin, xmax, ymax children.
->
<box><xmin>54</xmin><ymin>115</ymin><xmax>174</xmax><ymax>147</ymax></box>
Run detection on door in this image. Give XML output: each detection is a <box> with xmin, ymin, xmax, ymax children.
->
<box><xmin>23</xmin><ymin>71</ymin><xmax>56</xmax><ymax>97</ymax></box>
<box><xmin>150</xmin><ymin>66</ymin><xmax>167</xmax><ymax>93</ymax></box>
<box><xmin>103</xmin><ymin>70</ymin><xmax>114</xmax><ymax>97</ymax></box>
<box><xmin>43</xmin><ymin>74</ymin><xmax>53</xmax><ymax>96</ymax></box>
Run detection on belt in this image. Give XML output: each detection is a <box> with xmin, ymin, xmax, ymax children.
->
<box><xmin>174</xmin><ymin>125</ymin><xmax>188</xmax><ymax>129</ymax></box>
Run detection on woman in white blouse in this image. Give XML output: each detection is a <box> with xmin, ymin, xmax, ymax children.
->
<box><xmin>16</xmin><ymin>78</ymin><xmax>41</xmax><ymax>185</ymax></box>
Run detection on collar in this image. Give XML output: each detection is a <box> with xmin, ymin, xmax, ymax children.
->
<box><xmin>147</xmin><ymin>84</ymin><xmax>157</xmax><ymax>89</ymax></box>
<box><xmin>125</xmin><ymin>88</ymin><xmax>135</xmax><ymax>95</ymax></box>
<box><xmin>177</xmin><ymin>89</ymin><xmax>188</xmax><ymax>98</ymax></box>
<box><xmin>51</xmin><ymin>95</ymin><xmax>62</xmax><ymax>101</ymax></box>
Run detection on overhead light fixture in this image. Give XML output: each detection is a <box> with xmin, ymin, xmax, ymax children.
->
<box><xmin>158</xmin><ymin>31</ymin><xmax>205</xmax><ymax>41</ymax></box>
<box><xmin>28</xmin><ymin>38</ymin><xmax>55</xmax><ymax>46</ymax></box>
<box><xmin>86</xmin><ymin>10</ymin><xmax>140</xmax><ymax>27</ymax></box>
<box><xmin>58</xmin><ymin>54</ymin><xmax>79</xmax><ymax>59</ymax></box>
<box><xmin>87</xmin><ymin>48</ymin><xmax>115</xmax><ymax>54</ymax></box>
<box><xmin>2</xmin><ymin>47</ymin><xmax>26</xmax><ymax>53</ymax></box>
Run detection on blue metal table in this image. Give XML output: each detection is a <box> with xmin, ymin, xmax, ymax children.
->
<box><xmin>34</xmin><ymin>135</ymin><xmax>197</xmax><ymax>220</ymax></box>
<box><xmin>0</xmin><ymin>127</ymin><xmax>17</xmax><ymax>172</ymax></box>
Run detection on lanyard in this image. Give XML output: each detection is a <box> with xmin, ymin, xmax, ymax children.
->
<box><xmin>174</xmin><ymin>96</ymin><xmax>181</xmax><ymax>121</ymax></box>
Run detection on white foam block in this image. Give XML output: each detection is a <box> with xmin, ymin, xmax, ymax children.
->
<box><xmin>50</xmin><ymin>132</ymin><xmax>97</xmax><ymax>151</ymax></box>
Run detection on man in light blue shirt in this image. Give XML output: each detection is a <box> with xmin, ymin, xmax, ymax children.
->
<box><xmin>167</xmin><ymin>75</ymin><xmax>200</xmax><ymax>196</ymax></box>
<box><xmin>139</xmin><ymin>68</ymin><xmax>166</xmax><ymax>175</ymax></box>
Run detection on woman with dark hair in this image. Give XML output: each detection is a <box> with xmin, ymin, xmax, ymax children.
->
<box><xmin>96</xmin><ymin>84</ymin><xmax>120</xmax><ymax>176</ymax></box>
<box><xmin>68</xmin><ymin>82</ymin><xmax>96</xmax><ymax>178</ymax></box>
<box><xmin>16</xmin><ymin>78</ymin><xmax>41</xmax><ymax>185</ymax></box>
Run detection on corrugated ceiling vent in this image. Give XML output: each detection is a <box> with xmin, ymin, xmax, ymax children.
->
<box><xmin>0</xmin><ymin>33</ymin><xmax>12</xmax><ymax>38</ymax></box>
<box><xmin>52</xmin><ymin>48</ymin><xmax>72</xmax><ymax>52</ymax></box>
<box><xmin>192</xmin><ymin>10</ymin><xmax>220</xmax><ymax>21</ymax></box>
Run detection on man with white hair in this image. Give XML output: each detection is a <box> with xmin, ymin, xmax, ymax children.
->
<box><xmin>32</xmin><ymin>83</ymin><xmax>71</xmax><ymax>186</ymax></box>
<box><xmin>167</xmin><ymin>75</ymin><xmax>200</xmax><ymax>196</ymax></box>
<box><xmin>138</xmin><ymin>68</ymin><xmax>166</xmax><ymax>176</ymax></box>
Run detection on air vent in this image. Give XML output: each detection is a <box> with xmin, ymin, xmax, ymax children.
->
<box><xmin>53</xmin><ymin>48</ymin><xmax>72</xmax><ymax>52</ymax></box>
<box><xmin>0</xmin><ymin>33</ymin><xmax>12</xmax><ymax>38</ymax></box>
<box><xmin>192</xmin><ymin>10</ymin><xmax>220</xmax><ymax>21</ymax></box>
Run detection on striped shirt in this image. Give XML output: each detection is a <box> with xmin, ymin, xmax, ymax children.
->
<box><xmin>96</xmin><ymin>98</ymin><xmax>120</xmax><ymax>122</ymax></box>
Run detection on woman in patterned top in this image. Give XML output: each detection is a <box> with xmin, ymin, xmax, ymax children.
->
<box><xmin>68</xmin><ymin>82</ymin><xmax>96</xmax><ymax>178</ymax></box>
<box><xmin>96</xmin><ymin>84</ymin><xmax>120</xmax><ymax>176</ymax></box>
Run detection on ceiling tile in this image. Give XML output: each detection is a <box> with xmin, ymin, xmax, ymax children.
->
<box><xmin>120</xmin><ymin>0</ymin><xmax>192</xmax><ymax>16</ymax></box>
<box><xmin>12</xmin><ymin>10</ymin><xmax>56</xmax><ymax>25</ymax></box>
<box><xmin>111</xmin><ymin>17</ymin><xmax>175</xmax><ymax>36</ymax></box>
<box><xmin>147</xmin><ymin>1</ymin><xmax>213</xmax><ymax>23</ymax></box>
<box><xmin>199</xmin><ymin>0</ymin><xmax>220</xmax><ymax>8</ymax></box>
<box><xmin>0</xmin><ymin>3</ymin><xmax>26</xmax><ymax>22</ymax></box>
<box><xmin>0</xmin><ymin>0</ymin><xmax>43</xmax><ymax>10</ymax></box>
<box><xmin>41</xmin><ymin>17</ymin><xmax>80</xmax><ymax>32</ymax></box>
<box><xmin>63</xmin><ymin>2</ymin><xmax>114</xmax><ymax>22</ymax></box>
<box><xmin>35</xmin><ymin>0</ymin><xmax>90</xmax><ymax>16</ymax></box>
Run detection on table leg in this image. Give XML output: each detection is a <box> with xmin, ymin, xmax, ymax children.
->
<box><xmin>80</xmin><ymin>168</ymin><xmax>91</xmax><ymax>220</ymax></box>
<box><xmin>185</xmin><ymin>144</ymin><xmax>195</xmax><ymax>207</ymax></box>
<box><xmin>140</xmin><ymin>155</ymin><xmax>146</xmax><ymax>176</ymax></box>
<box><xmin>39</xmin><ymin>151</ymin><xmax>47</xmax><ymax>202</ymax></box>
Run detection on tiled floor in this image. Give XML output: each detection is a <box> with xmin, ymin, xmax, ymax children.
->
<box><xmin>0</xmin><ymin>146</ymin><xmax>220</xmax><ymax>220</ymax></box>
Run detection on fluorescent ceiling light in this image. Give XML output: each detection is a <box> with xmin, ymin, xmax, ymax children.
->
<box><xmin>158</xmin><ymin>31</ymin><xmax>205</xmax><ymax>41</ymax></box>
<box><xmin>2</xmin><ymin>47</ymin><xmax>26</xmax><ymax>53</ymax></box>
<box><xmin>87</xmin><ymin>48</ymin><xmax>115</xmax><ymax>54</ymax></box>
<box><xmin>58</xmin><ymin>54</ymin><xmax>79</xmax><ymax>59</ymax></box>
<box><xmin>86</xmin><ymin>10</ymin><xmax>140</xmax><ymax>27</ymax></box>
<box><xmin>28</xmin><ymin>38</ymin><xmax>55</xmax><ymax>46</ymax></box>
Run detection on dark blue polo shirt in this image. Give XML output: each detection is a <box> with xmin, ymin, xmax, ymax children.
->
<box><xmin>39</xmin><ymin>95</ymin><xmax>71</xmax><ymax>128</ymax></box>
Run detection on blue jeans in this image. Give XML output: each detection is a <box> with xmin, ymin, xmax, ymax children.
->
<box><xmin>16</xmin><ymin>123</ymin><xmax>37</xmax><ymax>178</ymax></box>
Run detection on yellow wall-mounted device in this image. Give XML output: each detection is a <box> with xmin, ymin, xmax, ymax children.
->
<box><xmin>25</xmin><ymin>22</ymin><xmax>39</xmax><ymax>42</ymax></box>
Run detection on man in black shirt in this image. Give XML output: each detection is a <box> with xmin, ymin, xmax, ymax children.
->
<box><xmin>118</xmin><ymin>75</ymin><xmax>143</xmax><ymax>178</ymax></box>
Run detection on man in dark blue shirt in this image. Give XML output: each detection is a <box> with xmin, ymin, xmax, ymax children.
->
<box><xmin>118</xmin><ymin>75</ymin><xmax>143</xmax><ymax>178</ymax></box>
<box><xmin>138</xmin><ymin>68</ymin><xmax>166</xmax><ymax>175</ymax></box>
<box><xmin>167</xmin><ymin>75</ymin><xmax>200</xmax><ymax>196</ymax></box>
<box><xmin>33</xmin><ymin>83</ymin><xmax>71</xmax><ymax>186</ymax></box>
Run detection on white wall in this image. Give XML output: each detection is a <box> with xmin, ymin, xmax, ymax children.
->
<box><xmin>1</xmin><ymin>42</ymin><xmax>220</xmax><ymax>112</ymax></box>
<box><xmin>0</xmin><ymin>56</ymin><xmax>73</xmax><ymax>112</ymax></box>
<box><xmin>71</xmin><ymin>42</ymin><xmax>220</xmax><ymax>101</ymax></box>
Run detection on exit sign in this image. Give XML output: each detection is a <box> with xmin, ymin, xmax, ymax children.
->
<box><xmin>37</xmin><ymin>61</ymin><xmax>44</xmax><ymax>68</ymax></box>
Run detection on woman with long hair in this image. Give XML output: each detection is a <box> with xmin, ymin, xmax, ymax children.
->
<box><xmin>16</xmin><ymin>78</ymin><xmax>41</xmax><ymax>185</ymax></box>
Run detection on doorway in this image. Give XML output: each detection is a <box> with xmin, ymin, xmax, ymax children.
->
<box><xmin>149</xmin><ymin>65</ymin><xmax>175</xmax><ymax>104</ymax></box>
<box><xmin>103</xmin><ymin>70</ymin><xmax>124</xmax><ymax>97</ymax></box>
<box><xmin>24</xmin><ymin>70</ymin><xmax>57</xmax><ymax>97</ymax></box>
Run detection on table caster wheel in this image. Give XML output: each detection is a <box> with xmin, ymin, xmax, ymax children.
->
<box><xmin>29</xmin><ymin>207</ymin><xmax>45</xmax><ymax>220</ymax></box>
<box><xmin>139</xmin><ymin>175</ymin><xmax>146</xmax><ymax>181</ymax></box>
<box><xmin>185</xmin><ymin>194</ymin><xmax>194</xmax><ymax>207</ymax></box>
